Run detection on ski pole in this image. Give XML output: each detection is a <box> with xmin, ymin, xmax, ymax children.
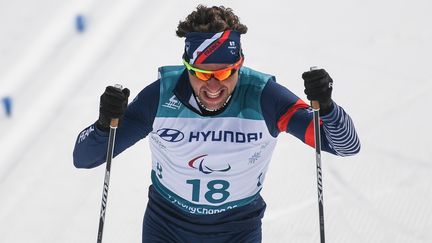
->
<box><xmin>310</xmin><ymin>66</ymin><xmax>325</xmax><ymax>243</ymax></box>
<box><xmin>97</xmin><ymin>84</ymin><xmax>122</xmax><ymax>243</ymax></box>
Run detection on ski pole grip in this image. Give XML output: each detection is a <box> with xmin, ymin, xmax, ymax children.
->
<box><xmin>109</xmin><ymin>83</ymin><xmax>123</xmax><ymax>128</ymax></box>
<box><xmin>309</xmin><ymin>66</ymin><xmax>320</xmax><ymax>110</ymax></box>
<box><xmin>113</xmin><ymin>83</ymin><xmax>123</xmax><ymax>91</ymax></box>
<box><xmin>110</xmin><ymin>118</ymin><xmax>119</xmax><ymax>128</ymax></box>
<box><xmin>311</xmin><ymin>100</ymin><xmax>320</xmax><ymax>110</ymax></box>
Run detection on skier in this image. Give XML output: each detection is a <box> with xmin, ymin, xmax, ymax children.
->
<box><xmin>73</xmin><ymin>5</ymin><xmax>360</xmax><ymax>243</ymax></box>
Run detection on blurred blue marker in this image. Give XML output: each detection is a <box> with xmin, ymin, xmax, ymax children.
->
<box><xmin>75</xmin><ymin>14</ymin><xmax>86</xmax><ymax>33</ymax></box>
<box><xmin>2</xmin><ymin>96</ymin><xmax>12</xmax><ymax>117</ymax></box>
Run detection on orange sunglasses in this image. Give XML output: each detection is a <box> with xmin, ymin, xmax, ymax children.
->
<box><xmin>183</xmin><ymin>57</ymin><xmax>244</xmax><ymax>81</ymax></box>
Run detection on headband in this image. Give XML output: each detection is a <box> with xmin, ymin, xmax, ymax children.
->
<box><xmin>184</xmin><ymin>30</ymin><xmax>242</xmax><ymax>64</ymax></box>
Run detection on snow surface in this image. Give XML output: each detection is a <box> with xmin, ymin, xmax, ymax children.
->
<box><xmin>0</xmin><ymin>0</ymin><xmax>431</xmax><ymax>242</ymax></box>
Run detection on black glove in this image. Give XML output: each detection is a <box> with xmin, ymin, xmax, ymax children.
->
<box><xmin>302</xmin><ymin>69</ymin><xmax>334</xmax><ymax>115</ymax></box>
<box><xmin>97</xmin><ymin>86</ymin><xmax>130</xmax><ymax>131</ymax></box>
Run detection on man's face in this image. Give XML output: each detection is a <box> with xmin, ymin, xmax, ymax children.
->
<box><xmin>188</xmin><ymin>63</ymin><xmax>240</xmax><ymax>111</ymax></box>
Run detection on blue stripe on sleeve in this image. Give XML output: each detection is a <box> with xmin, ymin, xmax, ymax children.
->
<box><xmin>321</xmin><ymin>103</ymin><xmax>361</xmax><ymax>156</ymax></box>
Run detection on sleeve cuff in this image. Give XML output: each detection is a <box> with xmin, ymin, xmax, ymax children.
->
<box><xmin>320</xmin><ymin>102</ymin><xmax>340</xmax><ymax>124</ymax></box>
<box><xmin>94</xmin><ymin>121</ymin><xmax>110</xmax><ymax>135</ymax></box>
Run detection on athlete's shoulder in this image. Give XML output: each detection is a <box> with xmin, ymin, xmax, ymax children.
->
<box><xmin>134</xmin><ymin>79</ymin><xmax>161</xmax><ymax>103</ymax></box>
<box><xmin>125</xmin><ymin>79</ymin><xmax>160</xmax><ymax>123</ymax></box>
<box><xmin>239</xmin><ymin>66</ymin><xmax>275</xmax><ymax>83</ymax></box>
<box><xmin>158</xmin><ymin>65</ymin><xmax>185</xmax><ymax>78</ymax></box>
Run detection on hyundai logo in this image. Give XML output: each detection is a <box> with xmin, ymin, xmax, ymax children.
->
<box><xmin>156</xmin><ymin>128</ymin><xmax>184</xmax><ymax>142</ymax></box>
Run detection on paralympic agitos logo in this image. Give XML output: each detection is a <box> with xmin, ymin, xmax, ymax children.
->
<box><xmin>188</xmin><ymin>155</ymin><xmax>231</xmax><ymax>174</ymax></box>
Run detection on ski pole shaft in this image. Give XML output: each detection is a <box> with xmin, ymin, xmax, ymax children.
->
<box><xmin>97</xmin><ymin>118</ymin><xmax>118</xmax><ymax>243</ymax></box>
<box><xmin>310</xmin><ymin>66</ymin><xmax>325</xmax><ymax>243</ymax></box>
<box><xmin>97</xmin><ymin>84</ymin><xmax>123</xmax><ymax>243</ymax></box>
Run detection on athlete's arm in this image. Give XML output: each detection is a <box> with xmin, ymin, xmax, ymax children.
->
<box><xmin>73</xmin><ymin>80</ymin><xmax>160</xmax><ymax>168</ymax></box>
<box><xmin>261</xmin><ymin>78</ymin><xmax>360</xmax><ymax>156</ymax></box>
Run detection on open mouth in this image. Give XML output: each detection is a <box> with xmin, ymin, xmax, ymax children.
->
<box><xmin>196</xmin><ymin>88</ymin><xmax>232</xmax><ymax>112</ymax></box>
<box><xmin>205</xmin><ymin>90</ymin><xmax>223</xmax><ymax>99</ymax></box>
<box><xmin>197</xmin><ymin>89</ymin><xmax>228</xmax><ymax>111</ymax></box>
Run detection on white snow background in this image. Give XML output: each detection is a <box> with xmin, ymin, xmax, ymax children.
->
<box><xmin>0</xmin><ymin>0</ymin><xmax>431</xmax><ymax>242</ymax></box>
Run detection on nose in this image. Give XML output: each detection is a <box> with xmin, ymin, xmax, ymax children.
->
<box><xmin>205</xmin><ymin>77</ymin><xmax>222</xmax><ymax>91</ymax></box>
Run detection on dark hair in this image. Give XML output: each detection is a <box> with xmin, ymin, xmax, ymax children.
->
<box><xmin>176</xmin><ymin>5</ymin><xmax>248</xmax><ymax>37</ymax></box>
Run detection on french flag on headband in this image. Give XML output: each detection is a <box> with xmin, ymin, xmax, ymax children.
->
<box><xmin>184</xmin><ymin>30</ymin><xmax>242</xmax><ymax>64</ymax></box>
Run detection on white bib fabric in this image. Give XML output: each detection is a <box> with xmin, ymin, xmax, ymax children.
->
<box><xmin>150</xmin><ymin>117</ymin><xmax>276</xmax><ymax>214</ymax></box>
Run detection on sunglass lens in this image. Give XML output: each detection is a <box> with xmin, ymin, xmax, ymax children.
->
<box><xmin>195</xmin><ymin>71</ymin><xmax>212</xmax><ymax>81</ymax></box>
<box><xmin>214</xmin><ymin>70</ymin><xmax>233</xmax><ymax>81</ymax></box>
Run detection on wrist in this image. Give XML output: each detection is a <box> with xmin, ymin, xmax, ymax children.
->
<box><xmin>319</xmin><ymin>99</ymin><xmax>334</xmax><ymax>116</ymax></box>
<box><xmin>96</xmin><ymin>115</ymin><xmax>110</xmax><ymax>132</ymax></box>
